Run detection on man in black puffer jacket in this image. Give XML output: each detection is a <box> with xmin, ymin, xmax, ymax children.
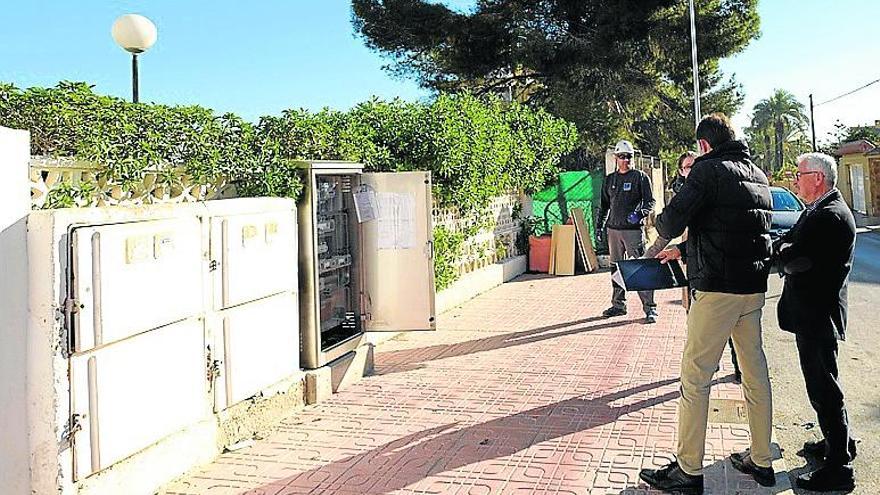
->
<box><xmin>639</xmin><ymin>113</ymin><xmax>775</xmax><ymax>493</ymax></box>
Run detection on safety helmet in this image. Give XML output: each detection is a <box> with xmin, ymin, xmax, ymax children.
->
<box><xmin>613</xmin><ymin>140</ymin><xmax>635</xmax><ymax>156</ymax></box>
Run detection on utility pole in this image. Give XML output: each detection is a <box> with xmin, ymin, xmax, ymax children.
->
<box><xmin>809</xmin><ymin>93</ymin><xmax>817</xmax><ymax>151</ymax></box>
<box><xmin>688</xmin><ymin>0</ymin><xmax>701</xmax><ymax>148</ymax></box>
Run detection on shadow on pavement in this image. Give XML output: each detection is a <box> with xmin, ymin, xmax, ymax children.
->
<box><xmin>243</xmin><ymin>376</ymin><xmax>695</xmax><ymax>494</ymax></box>
<box><xmin>374</xmin><ymin>315</ymin><xmax>643</xmax><ymax>375</ymax></box>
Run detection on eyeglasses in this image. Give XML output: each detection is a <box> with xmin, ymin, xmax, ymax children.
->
<box><xmin>616</xmin><ymin>154</ymin><xmax>632</xmax><ymax>160</ymax></box>
<box><xmin>795</xmin><ymin>171</ymin><xmax>821</xmax><ymax>180</ymax></box>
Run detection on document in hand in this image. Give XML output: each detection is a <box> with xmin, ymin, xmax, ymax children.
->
<box><xmin>613</xmin><ymin>258</ymin><xmax>688</xmax><ymax>291</ymax></box>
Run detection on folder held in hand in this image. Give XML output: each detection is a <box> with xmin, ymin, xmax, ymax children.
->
<box><xmin>613</xmin><ymin>258</ymin><xmax>688</xmax><ymax>291</ymax></box>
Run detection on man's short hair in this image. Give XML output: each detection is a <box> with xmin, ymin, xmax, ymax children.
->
<box><xmin>696</xmin><ymin>113</ymin><xmax>736</xmax><ymax>148</ymax></box>
<box><xmin>798</xmin><ymin>152</ymin><xmax>838</xmax><ymax>188</ymax></box>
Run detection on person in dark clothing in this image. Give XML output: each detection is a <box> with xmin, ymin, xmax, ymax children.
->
<box><xmin>776</xmin><ymin>152</ymin><xmax>857</xmax><ymax>492</ymax></box>
<box><xmin>639</xmin><ymin>113</ymin><xmax>775</xmax><ymax>493</ymax></box>
<box><xmin>670</xmin><ymin>150</ymin><xmax>697</xmax><ymax>194</ymax></box>
<box><xmin>650</xmin><ymin>150</ymin><xmax>743</xmax><ymax>384</ymax></box>
<box><xmin>596</xmin><ymin>139</ymin><xmax>658</xmax><ymax>323</ymax></box>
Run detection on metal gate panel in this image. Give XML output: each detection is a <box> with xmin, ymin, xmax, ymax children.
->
<box><xmin>220</xmin><ymin>293</ymin><xmax>299</xmax><ymax>408</ymax></box>
<box><xmin>70</xmin><ymin>319</ymin><xmax>207</xmax><ymax>480</ymax></box>
<box><xmin>211</xmin><ymin>212</ymin><xmax>297</xmax><ymax>310</ymax></box>
<box><xmin>71</xmin><ymin>218</ymin><xmax>203</xmax><ymax>352</ymax></box>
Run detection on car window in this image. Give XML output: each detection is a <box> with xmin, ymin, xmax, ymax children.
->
<box><xmin>772</xmin><ymin>190</ymin><xmax>803</xmax><ymax>211</ymax></box>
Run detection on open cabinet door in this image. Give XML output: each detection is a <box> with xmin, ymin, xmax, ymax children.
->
<box><xmin>361</xmin><ymin>171</ymin><xmax>436</xmax><ymax>331</ymax></box>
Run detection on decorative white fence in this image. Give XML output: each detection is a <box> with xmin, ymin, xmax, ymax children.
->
<box><xmin>431</xmin><ymin>193</ymin><xmax>528</xmax><ymax>277</ymax></box>
<box><xmin>30</xmin><ymin>157</ymin><xmax>528</xmax><ymax>279</ymax></box>
<box><xmin>29</xmin><ymin>156</ymin><xmax>235</xmax><ymax>209</ymax></box>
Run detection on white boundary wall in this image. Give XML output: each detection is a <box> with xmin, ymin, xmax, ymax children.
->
<box><xmin>0</xmin><ymin>128</ymin><xmax>31</xmax><ymax>494</ymax></box>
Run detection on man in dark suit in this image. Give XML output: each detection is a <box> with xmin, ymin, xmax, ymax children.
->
<box><xmin>776</xmin><ymin>152</ymin><xmax>857</xmax><ymax>492</ymax></box>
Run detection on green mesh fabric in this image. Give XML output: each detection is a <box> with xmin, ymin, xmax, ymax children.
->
<box><xmin>532</xmin><ymin>170</ymin><xmax>604</xmax><ymax>243</ymax></box>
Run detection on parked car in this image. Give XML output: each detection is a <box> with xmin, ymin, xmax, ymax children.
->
<box><xmin>769</xmin><ymin>186</ymin><xmax>804</xmax><ymax>239</ymax></box>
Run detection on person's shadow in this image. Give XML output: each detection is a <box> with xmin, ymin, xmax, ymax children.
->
<box><xmin>374</xmin><ymin>315</ymin><xmax>641</xmax><ymax>375</ymax></box>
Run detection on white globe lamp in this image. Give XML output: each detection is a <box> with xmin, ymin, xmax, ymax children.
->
<box><xmin>111</xmin><ymin>14</ymin><xmax>157</xmax><ymax>102</ymax></box>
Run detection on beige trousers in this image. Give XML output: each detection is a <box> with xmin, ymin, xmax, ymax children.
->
<box><xmin>677</xmin><ymin>291</ymin><xmax>773</xmax><ymax>475</ymax></box>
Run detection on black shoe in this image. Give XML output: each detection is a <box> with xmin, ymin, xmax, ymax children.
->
<box><xmin>730</xmin><ymin>451</ymin><xmax>775</xmax><ymax>487</ymax></box>
<box><xmin>645</xmin><ymin>308</ymin><xmax>658</xmax><ymax>324</ymax></box>
<box><xmin>639</xmin><ymin>460</ymin><xmax>704</xmax><ymax>494</ymax></box>
<box><xmin>803</xmin><ymin>438</ymin><xmax>858</xmax><ymax>461</ymax></box>
<box><xmin>602</xmin><ymin>306</ymin><xmax>627</xmax><ymax>318</ymax></box>
<box><xmin>795</xmin><ymin>465</ymin><xmax>855</xmax><ymax>492</ymax></box>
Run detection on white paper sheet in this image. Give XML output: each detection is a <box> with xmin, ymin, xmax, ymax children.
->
<box><xmin>377</xmin><ymin>192</ymin><xmax>416</xmax><ymax>250</ymax></box>
<box><xmin>353</xmin><ymin>189</ymin><xmax>378</xmax><ymax>223</ymax></box>
<box><xmin>611</xmin><ymin>264</ymin><xmax>626</xmax><ymax>290</ymax></box>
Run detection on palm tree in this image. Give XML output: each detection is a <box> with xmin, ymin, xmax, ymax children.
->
<box><xmin>750</xmin><ymin>90</ymin><xmax>808</xmax><ymax>172</ymax></box>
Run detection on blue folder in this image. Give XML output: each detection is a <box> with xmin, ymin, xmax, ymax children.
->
<box><xmin>615</xmin><ymin>258</ymin><xmax>688</xmax><ymax>291</ymax></box>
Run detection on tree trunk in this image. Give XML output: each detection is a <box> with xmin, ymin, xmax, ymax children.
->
<box><xmin>774</xmin><ymin>121</ymin><xmax>784</xmax><ymax>172</ymax></box>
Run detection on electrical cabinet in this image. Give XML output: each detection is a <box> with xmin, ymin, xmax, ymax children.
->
<box><xmin>206</xmin><ymin>205</ymin><xmax>300</xmax><ymax>410</ymax></box>
<box><xmin>297</xmin><ymin>162</ymin><xmax>437</xmax><ymax>369</ymax></box>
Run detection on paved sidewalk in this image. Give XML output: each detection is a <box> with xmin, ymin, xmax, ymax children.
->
<box><xmin>160</xmin><ymin>272</ymin><xmax>791</xmax><ymax>495</ymax></box>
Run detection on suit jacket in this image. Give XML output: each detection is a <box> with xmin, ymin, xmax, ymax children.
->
<box><xmin>777</xmin><ymin>190</ymin><xmax>856</xmax><ymax>341</ymax></box>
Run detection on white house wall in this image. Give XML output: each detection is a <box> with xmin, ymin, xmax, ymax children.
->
<box><xmin>0</xmin><ymin>128</ymin><xmax>32</xmax><ymax>495</ymax></box>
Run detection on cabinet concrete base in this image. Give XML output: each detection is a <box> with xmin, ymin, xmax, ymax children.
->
<box><xmin>216</xmin><ymin>373</ymin><xmax>307</xmax><ymax>449</ymax></box>
<box><xmin>304</xmin><ymin>343</ymin><xmax>375</xmax><ymax>404</ymax></box>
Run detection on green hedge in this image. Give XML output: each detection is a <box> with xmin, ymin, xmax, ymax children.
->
<box><xmin>1</xmin><ymin>81</ymin><xmax>578</xmax><ymax>288</ymax></box>
<box><xmin>1</xmin><ymin>82</ymin><xmax>577</xmax><ymax>212</ymax></box>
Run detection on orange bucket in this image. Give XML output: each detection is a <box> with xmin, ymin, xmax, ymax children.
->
<box><xmin>528</xmin><ymin>235</ymin><xmax>552</xmax><ymax>273</ymax></box>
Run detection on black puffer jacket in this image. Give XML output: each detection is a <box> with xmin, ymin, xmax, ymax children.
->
<box><xmin>656</xmin><ymin>140</ymin><xmax>773</xmax><ymax>294</ymax></box>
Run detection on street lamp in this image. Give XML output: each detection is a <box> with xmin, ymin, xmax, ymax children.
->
<box><xmin>111</xmin><ymin>14</ymin><xmax>157</xmax><ymax>103</ymax></box>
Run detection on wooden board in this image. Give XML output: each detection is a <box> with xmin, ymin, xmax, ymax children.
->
<box><xmin>570</xmin><ymin>208</ymin><xmax>598</xmax><ymax>272</ymax></box>
<box><xmin>551</xmin><ymin>225</ymin><xmax>576</xmax><ymax>276</ymax></box>
<box><xmin>548</xmin><ymin>226</ymin><xmax>557</xmax><ymax>274</ymax></box>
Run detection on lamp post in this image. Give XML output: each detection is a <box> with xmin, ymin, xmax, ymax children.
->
<box><xmin>111</xmin><ymin>14</ymin><xmax>157</xmax><ymax>103</ymax></box>
<box><xmin>688</xmin><ymin>0</ymin><xmax>701</xmax><ymax>136</ymax></box>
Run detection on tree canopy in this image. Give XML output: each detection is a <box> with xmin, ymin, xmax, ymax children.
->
<box><xmin>746</xmin><ymin>89</ymin><xmax>809</xmax><ymax>172</ymax></box>
<box><xmin>352</xmin><ymin>0</ymin><xmax>760</xmax><ymax>156</ymax></box>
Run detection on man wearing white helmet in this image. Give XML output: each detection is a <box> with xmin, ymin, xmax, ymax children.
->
<box><xmin>596</xmin><ymin>139</ymin><xmax>658</xmax><ymax>323</ymax></box>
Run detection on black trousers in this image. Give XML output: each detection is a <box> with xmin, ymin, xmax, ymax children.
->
<box><xmin>795</xmin><ymin>335</ymin><xmax>853</xmax><ymax>466</ymax></box>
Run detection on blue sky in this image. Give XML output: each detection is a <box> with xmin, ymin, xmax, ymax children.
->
<box><xmin>2</xmin><ymin>1</ymin><xmax>877</xmax><ymax>144</ymax></box>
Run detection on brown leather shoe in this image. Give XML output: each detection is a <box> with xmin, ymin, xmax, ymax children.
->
<box><xmin>730</xmin><ymin>451</ymin><xmax>775</xmax><ymax>487</ymax></box>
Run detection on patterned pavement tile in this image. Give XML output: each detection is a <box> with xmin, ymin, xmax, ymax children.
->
<box><xmin>159</xmin><ymin>272</ymin><xmax>791</xmax><ymax>495</ymax></box>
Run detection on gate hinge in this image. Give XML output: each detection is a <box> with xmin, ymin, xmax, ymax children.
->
<box><xmin>63</xmin><ymin>297</ymin><xmax>81</xmax><ymax>318</ymax></box>
<box><xmin>209</xmin><ymin>260</ymin><xmax>219</xmax><ymax>272</ymax></box>
<box><xmin>62</xmin><ymin>413</ymin><xmax>84</xmax><ymax>448</ymax></box>
<box><xmin>206</xmin><ymin>347</ymin><xmax>222</xmax><ymax>386</ymax></box>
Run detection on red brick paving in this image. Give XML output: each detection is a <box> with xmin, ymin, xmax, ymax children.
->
<box><xmin>160</xmin><ymin>272</ymin><xmax>789</xmax><ymax>495</ymax></box>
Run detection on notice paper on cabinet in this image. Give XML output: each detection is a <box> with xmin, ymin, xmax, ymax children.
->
<box><xmin>377</xmin><ymin>192</ymin><xmax>416</xmax><ymax>249</ymax></box>
<box><xmin>353</xmin><ymin>189</ymin><xmax>378</xmax><ymax>223</ymax></box>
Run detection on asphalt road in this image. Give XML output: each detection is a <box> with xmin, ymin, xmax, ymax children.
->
<box><xmin>762</xmin><ymin>230</ymin><xmax>880</xmax><ymax>494</ymax></box>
